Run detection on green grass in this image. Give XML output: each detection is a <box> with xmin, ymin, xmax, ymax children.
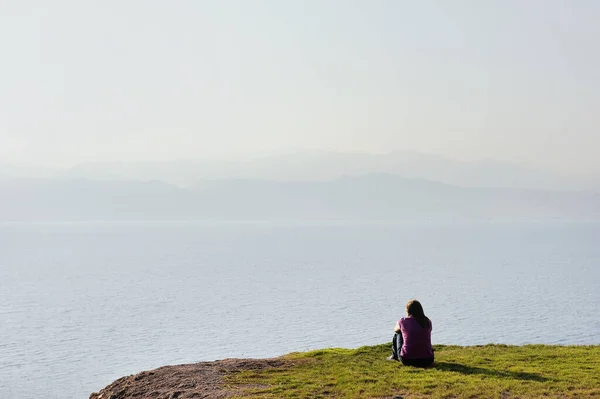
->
<box><xmin>226</xmin><ymin>344</ymin><xmax>600</xmax><ymax>398</ymax></box>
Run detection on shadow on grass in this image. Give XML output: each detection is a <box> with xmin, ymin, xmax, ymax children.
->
<box><xmin>433</xmin><ymin>362</ymin><xmax>549</xmax><ymax>382</ymax></box>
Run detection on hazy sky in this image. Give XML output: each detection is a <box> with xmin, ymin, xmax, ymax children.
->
<box><xmin>1</xmin><ymin>0</ymin><xmax>599</xmax><ymax>172</ymax></box>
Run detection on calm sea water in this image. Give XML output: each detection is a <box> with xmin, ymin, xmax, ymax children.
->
<box><xmin>1</xmin><ymin>221</ymin><xmax>599</xmax><ymax>398</ymax></box>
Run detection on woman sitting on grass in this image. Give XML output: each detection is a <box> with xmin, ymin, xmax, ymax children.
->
<box><xmin>388</xmin><ymin>299</ymin><xmax>434</xmax><ymax>367</ymax></box>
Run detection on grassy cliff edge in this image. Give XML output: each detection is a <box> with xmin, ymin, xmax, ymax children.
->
<box><xmin>91</xmin><ymin>344</ymin><xmax>600</xmax><ymax>399</ymax></box>
<box><xmin>226</xmin><ymin>344</ymin><xmax>599</xmax><ymax>398</ymax></box>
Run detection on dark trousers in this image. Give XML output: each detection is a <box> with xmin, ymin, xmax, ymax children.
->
<box><xmin>391</xmin><ymin>332</ymin><xmax>403</xmax><ymax>359</ymax></box>
<box><xmin>391</xmin><ymin>333</ymin><xmax>434</xmax><ymax>367</ymax></box>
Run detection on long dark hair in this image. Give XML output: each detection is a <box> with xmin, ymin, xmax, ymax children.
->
<box><xmin>406</xmin><ymin>299</ymin><xmax>431</xmax><ymax>329</ymax></box>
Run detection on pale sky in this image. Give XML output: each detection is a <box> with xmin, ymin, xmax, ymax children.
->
<box><xmin>0</xmin><ymin>0</ymin><xmax>599</xmax><ymax>172</ymax></box>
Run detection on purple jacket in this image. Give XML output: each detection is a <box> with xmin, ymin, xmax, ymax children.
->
<box><xmin>399</xmin><ymin>316</ymin><xmax>433</xmax><ymax>359</ymax></box>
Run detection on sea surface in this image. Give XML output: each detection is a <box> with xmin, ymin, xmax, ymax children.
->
<box><xmin>1</xmin><ymin>221</ymin><xmax>599</xmax><ymax>398</ymax></box>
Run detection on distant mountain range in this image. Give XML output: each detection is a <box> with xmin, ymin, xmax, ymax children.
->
<box><xmin>1</xmin><ymin>174</ymin><xmax>598</xmax><ymax>221</ymax></box>
<box><xmin>4</xmin><ymin>151</ymin><xmax>599</xmax><ymax>191</ymax></box>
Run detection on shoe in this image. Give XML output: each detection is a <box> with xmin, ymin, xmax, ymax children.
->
<box><xmin>386</xmin><ymin>355</ymin><xmax>398</xmax><ymax>361</ymax></box>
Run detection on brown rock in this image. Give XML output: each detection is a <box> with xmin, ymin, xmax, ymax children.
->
<box><xmin>89</xmin><ymin>358</ymin><xmax>286</xmax><ymax>399</ymax></box>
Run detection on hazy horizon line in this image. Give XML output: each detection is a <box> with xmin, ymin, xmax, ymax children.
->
<box><xmin>1</xmin><ymin>148</ymin><xmax>595</xmax><ymax>174</ymax></box>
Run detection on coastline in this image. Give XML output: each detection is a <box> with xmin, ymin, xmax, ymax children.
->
<box><xmin>89</xmin><ymin>344</ymin><xmax>600</xmax><ymax>399</ymax></box>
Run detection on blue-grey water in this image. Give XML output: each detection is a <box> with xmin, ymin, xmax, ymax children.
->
<box><xmin>1</xmin><ymin>221</ymin><xmax>599</xmax><ymax>398</ymax></box>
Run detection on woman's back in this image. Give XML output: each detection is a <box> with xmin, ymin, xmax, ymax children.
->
<box><xmin>389</xmin><ymin>299</ymin><xmax>434</xmax><ymax>366</ymax></box>
<box><xmin>399</xmin><ymin>316</ymin><xmax>433</xmax><ymax>359</ymax></box>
